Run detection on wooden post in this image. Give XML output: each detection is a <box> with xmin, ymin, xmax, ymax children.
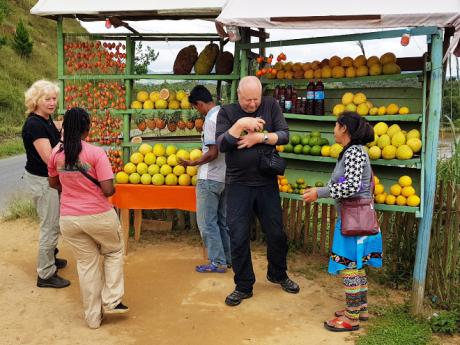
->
<box><xmin>123</xmin><ymin>36</ymin><xmax>134</xmax><ymax>164</ymax></box>
<box><xmin>411</xmin><ymin>29</ymin><xmax>443</xmax><ymax>315</ymax></box>
<box><xmin>133</xmin><ymin>209</ymin><xmax>142</xmax><ymax>241</ymax></box>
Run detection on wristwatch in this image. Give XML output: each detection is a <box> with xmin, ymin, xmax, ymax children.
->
<box><xmin>263</xmin><ymin>132</ymin><xmax>269</xmax><ymax>144</ymax></box>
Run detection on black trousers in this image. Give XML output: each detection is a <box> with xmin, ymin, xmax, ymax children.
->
<box><xmin>226</xmin><ymin>182</ymin><xmax>288</xmax><ymax>293</ymax></box>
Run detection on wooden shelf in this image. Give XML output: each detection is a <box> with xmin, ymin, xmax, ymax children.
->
<box><xmin>279</xmin><ymin>152</ymin><xmax>421</xmax><ymax>168</ymax></box>
<box><xmin>279</xmin><ymin>192</ymin><xmax>419</xmax><ymax>213</ymax></box>
<box><xmin>283</xmin><ymin>113</ymin><xmax>422</xmax><ymax>122</ymax></box>
<box><xmin>60</xmin><ymin>74</ymin><xmax>239</xmax><ymax>81</ymax></box>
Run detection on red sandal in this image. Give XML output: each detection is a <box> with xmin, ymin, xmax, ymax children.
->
<box><xmin>324</xmin><ymin>317</ymin><xmax>360</xmax><ymax>332</ymax></box>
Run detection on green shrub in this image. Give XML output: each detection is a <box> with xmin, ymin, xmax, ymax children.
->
<box><xmin>12</xmin><ymin>19</ymin><xmax>33</xmax><ymax>58</ymax></box>
<box><xmin>429</xmin><ymin>311</ymin><xmax>459</xmax><ymax>334</ymax></box>
<box><xmin>2</xmin><ymin>197</ymin><xmax>37</xmax><ymax>221</ymax></box>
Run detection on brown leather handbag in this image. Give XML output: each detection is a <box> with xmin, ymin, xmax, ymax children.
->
<box><xmin>340</xmin><ymin>171</ymin><xmax>380</xmax><ymax>236</ymax></box>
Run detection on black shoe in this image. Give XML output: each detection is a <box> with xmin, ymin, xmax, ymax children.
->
<box><xmin>37</xmin><ymin>273</ymin><xmax>70</xmax><ymax>288</ymax></box>
<box><xmin>267</xmin><ymin>275</ymin><xmax>300</xmax><ymax>294</ymax></box>
<box><xmin>225</xmin><ymin>290</ymin><xmax>253</xmax><ymax>306</ymax></box>
<box><xmin>104</xmin><ymin>302</ymin><xmax>129</xmax><ymax>314</ymax></box>
<box><xmin>55</xmin><ymin>258</ymin><xmax>67</xmax><ymax>269</ymax></box>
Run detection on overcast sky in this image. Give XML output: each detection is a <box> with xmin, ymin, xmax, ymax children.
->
<box><xmin>81</xmin><ymin>20</ymin><xmax>457</xmax><ymax>74</ymax></box>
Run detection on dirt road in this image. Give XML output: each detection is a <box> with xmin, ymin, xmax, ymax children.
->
<box><xmin>1</xmin><ymin>218</ymin><xmax>358</xmax><ymax>345</ymax></box>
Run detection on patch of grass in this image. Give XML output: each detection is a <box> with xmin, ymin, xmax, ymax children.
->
<box><xmin>2</xmin><ymin>196</ymin><xmax>37</xmax><ymax>221</ymax></box>
<box><xmin>0</xmin><ymin>136</ymin><xmax>24</xmax><ymax>157</ymax></box>
<box><xmin>357</xmin><ymin>305</ymin><xmax>433</xmax><ymax>345</ymax></box>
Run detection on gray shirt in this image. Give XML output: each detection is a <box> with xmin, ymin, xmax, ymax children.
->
<box><xmin>317</xmin><ymin>145</ymin><xmax>373</xmax><ymax>200</ymax></box>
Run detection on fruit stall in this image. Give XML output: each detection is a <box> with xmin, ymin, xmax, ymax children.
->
<box><xmin>216</xmin><ymin>0</ymin><xmax>459</xmax><ymax>313</ymax></box>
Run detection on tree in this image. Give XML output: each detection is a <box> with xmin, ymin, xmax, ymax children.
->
<box><xmin>0</xmin><ymin>0</ymin><xmax>10</xmax><ymax>48</ymax></box>
<box><xmin>12</xmin><ymin>19</ymin><xmax>33</xmax><ymax>58</ymax></box>
<box><xmin>134</xmin><ymin>42</ymin><xmax>159</xmax><ymax>74</ymax></box>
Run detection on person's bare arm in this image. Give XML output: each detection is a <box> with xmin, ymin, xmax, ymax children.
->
<box><xmin>33</xmin><ymin>139</ymin><xmax>53</xmax><ymax>164</ymax></box>
<box><xmin>100</xmin><ymin>179</ymin><xmax>115</xmax><ymax>197</ymax></box>
<box><xmin>48</xmin><ymin>175</ymin><xmax>62</xmax><ymax>192</ymax></box>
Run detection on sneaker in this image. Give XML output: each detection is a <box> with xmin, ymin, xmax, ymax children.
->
<box><xmin>225</xmin><ymin>290</ymin><xmax>253</xmax><ymax>306</ymax></box>
<box><xmin>104</xmin><ymin>302</ymin><xmax>129</xmax><ymax>315</ymax></box>
<box><xmin>37</xmin><ymin>273</ymin><xmax>70</xmax><ymax>288</ymax></box>
<box><xmin>195</xmin><ymin>263</ymin><xmax>226</xmax><ymax>273</ymax></box>
<box><xmin>267</xmin><ymin>274</ymin><xmax>300</xmax><ymax>294</ymax></box>
<box><xmin>55</xmin><ymin>258</ymin><xmax>67</xmax><ymax>269</ymax></box>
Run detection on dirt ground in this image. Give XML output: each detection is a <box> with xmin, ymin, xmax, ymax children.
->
<box><xmin>9</xmin><ymin>217</ymin><xmax>460</xmax><ymax>345</ymax></box>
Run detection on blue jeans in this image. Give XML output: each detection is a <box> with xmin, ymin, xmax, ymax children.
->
<box><xmin>196</xmin><ymin>179</ymin><xmax>231</xmax><ymax>266</ymax></box>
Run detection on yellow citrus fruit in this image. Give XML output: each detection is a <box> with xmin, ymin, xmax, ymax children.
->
<box><xmin>173</xmin><ymin>165</ymin><xmax>185</xmax><ymax>176</ymax></box>
<box><xmin>374</xmin><ymin>175</ymin><xmax>380</xmax><ymax>185</ymax></box>
<box><xmin>178</xmin><ymin>173</ymin><xmax>191</xmax><ymax>186</ymax></box>
<box><xmin>191</xmin><ymin>175</ymin><xmax>198</xmax><ymax>186</ymax></box>
<box><xmin>406</xmin><ymin>129</ymin><xmax>421</xmax><ymax>140</ymax></box>
<box><xmin>345</xmin><ymin>66</ymin><xmax>356</xmax><ymax>78</ymax></box>
<box><xmin>321</xmin><ymin>145</ymin><xmax>331</xmax><ymax>157</ymax></box>
<box><xmin>396</xmin><ymin>145</ymin><xmax>414</xmax><ymax>160</ymax></box>
<box><xmin>386</xmin><ymin>103</ymin><xmax>399</xmax><ymax>115</ymax></box>
<box><xmin>181</xmin><ymin>98</ymin><xmax>191</xmax><ymax>109</ymax></box>
<box><xmin>167</xmin><ymin>154</ymin><xmax>179</xmax><ymax>167</ymax></box>
<box><xmin>399</xmin><ymin>106</ymin><xmax>410</xmax><ymax>115</ymax></box>
<box><xmin>377</xmin><ymin>106</ymin><xmax>387</xmax><ymax>115</ymax></box>
<box><xmin>186</xmin><ymin>165</ymin><xmax>198</xmax><ymax>177</ymax></box>
<box><xmin>353</xmin><ymin>92</ymin><xmax>367</xmax><ymax>105</ymax></box>
<box><xmin>144</xmin><ymin>152</ymin><xmax>156</xmax><ymax>165</ymax></box>
<box><xmin>331</xmin><ymin>66</ymin><xmax>345</xmax><ymax>78</ymax></box>
<box><xmin>356</xmin><ymin>65</ymin><xmax>369</xmax><ymax>77</ymax></box>
<box><xmin>330</xmin><ymin>143</ymin><xmax>344</xmax><ymax>158</ymax></box>
<box><xmin>165</xmin><ymin>145</ymin><xmax>177</xmax><ymax>156</ymax></box>
<box><xmin>387</xmin><ymin>124</ymin><xmax>402</xmax><ymax>138</ymax></box>
<box><xmin>190</xmin><ymin>149</ymin><xmax>202</xmax><ymax>161</ymax></box>
<box><xmin>155</xmin><ymin>99</ymin><xmax>168</xmax><ymax>109</ymax></box>
<box><xmin>136</xmin><ymin>162</ymin><xmax>148</xmax><ymax>175</ymax></box>
<box><xmin>136</xmin><ymin>91</ymin><xmax>149</xmax><ymax>102</ymax></box>
<box><xmin>153</xmin><ymin>143</ymin><xmax>166</xmax><ymax>157</ymax></box>
<box><xmin>401</xmin><ymin>186</ymin><xmax>416</xmax><ymax>198</ymax></box>
<box><xmin>369</xmin><ymin>64</ymin><xmax>383</xmax><ymax>76</ymax></box>
<box><xmin>160</xmin><ymin>164</ymin><xmax>172</xmax><ymax>176</ymax></box>
<box><xmin>115</xmin><ymin>171</ymin><xmax>129</xmax><ymax>184</ymax></box>
<box><xmin>143</xmin><ymin>100</ymin><xmax>154</xmax><ymax>109</ymax></box>
<box><xmin>130</xmin><ymin>152</ymin><xmax>144</xmax><ymax>164</ymax></box>
<box><xmin>176</xmin><ymin>149</ymin><xmax>190</xmax><ymax>161</ymax></box>
<box><xmin>138</xmin><ymin>143</ymin><xmax>153</xmax><ymax>155</ymax></box>
<box><xmin>156</xmin><ymin>156</ymin><xmax>167</xmax><ymax>167</ymax></box>
<box><xmin>385</xmin><ymin>194</ymin><xmax>396</xmax><ymax>205</ymax></box>
<box><xmin>375</xmin><ymin>193</ymin><xmax>386</xmax><ymax>204</ymax></box>
<box><xmin>129</xmin><ymin>172</ymin><xmax>141</xmax><ymax>184</ymax></box>
<box><xmin>333</xmin><ymin>104</ymin><xmax>345</xmax><ymax>116</ymax></box>
<box><xmin>407</xmin><ymin>195</ymin><xmax>421</xmax><ymax>207</ymax></box>
<box><xmin>140</xmin><ymin>173</ymin><xmax>152</xmax><ymax>185</ymax></box>
<box><xmin>345</xmin><ymin>103</ymin><xmax>357</xmax><ymax>112</ymax></box>
<box><xmin>374</xmin><ymin>122</ymin><xmax>389</xmax><ymax>136</ymax></box>
<box><xmin>374</xmin><ymin>183</ymin><xmax>385</xmax><ymax>195</ymax></box>
<box><xmin>377</xmin><ymin>134</ymin><xmax>391</xmax><ymax>149</ymax></box>
<box><xmin>176</xmin><ymin>90</ymin><xmax>187</xmax><ymax>102</ymax></box>
<box><xmin>390</xmin><ymin>184</ymin><xmax>402</xmax><ymax>196</ymax></box>
<box><xmin>399</xmin><ymin>175</ymin><xmax>412</xmax><ymax>187</ymax></box>
<box><xmin>149</xmin><ymin>91</ymin><xmax>160</xmax><ymax>102</ymax></box>
<box><xmin>391</xmin><ymin>131</ymin><xmax>406</xmax><ymax>147</ymax></box>
<box><xmin>382</xmin><ymin>145</ymin><xmax>397</xmax><ymax>159</ymax></box>
<box><xmin>147</xmin><ymin>164</ymin><xmax>160</xmax><ymax>175</ymax></box>
<box><xmin>396</xmin><ymin>195</ymin><xmax>407</xmax><ymax>206</ymax></box>
<box><xmin>368</xmin><ymin>107</ymin><xmax>378</xmax><ymax>116</ymax></box>
<box><xmin>357</xmin><ymin>103</ymin><xmax>369</xmax><ymax>116</ymax></box>
<box><xmin>407</xmin><ymin>138</ymin><xmax>422</xmax><ymax>153</ymax></box>
<box><xmin>152</xmin><ymin>173</ymin><xmax>165</xmax><ymax>186</ymax></box>
<box><xmin>281</xmin><ymin>185</ymin><xmax>289</xmax><ymax>193</ymax></box>
<box><xmin>123</xmin><ymin>162</ymin><xmax>137</xmax><ymax>174</ymax></box>
<box><xmin>368</xmin><ymin>146</ymin><xmax>381</xmax><ymax>160</ymax></box>
<box><xmin>131</xmin><ymin>100</ymin><xmax>143</xmax><ymax>109</ymax></box>
<box><xmin>280</xmin><ymin>178</ymin><xmax>289</xmax><ymax>186</ymax></box>
<box><xmin>341</xmin><ymin>92</ymin><xmax>354</xmax><ymax>105</ymax></box>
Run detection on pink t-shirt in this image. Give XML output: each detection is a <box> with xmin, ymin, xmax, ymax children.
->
<box><xmin>48</xmin><ymin>141</ymin><xmax>114</xmax><ymax>216</ymax></box>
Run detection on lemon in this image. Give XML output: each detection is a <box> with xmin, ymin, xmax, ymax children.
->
<box><xmin>123</xmin><ymin>162</ymin><xmax>137</xmax><ymax>174</ymax></box>
<box><xmin>173</xmin><ymin>165</ymin><xmax>185</xmax><ymax>176</ymax></box>
<box><xmin>386</xmin><ymin>103</ymin><xmax>399</xmax><ymax>115</ymax></box>
<box><xmin>115</xmin><ymin>171</ymin><xmax>129</xmax><ymax>184</ymax></box>
<box><xmin>149</xmin><ymin>91</ymin><xmax>160</xmax><ymax>102</ymax></box>
<box><xmin>130</xmin><ymin>152</ymin><xmax>144</xmax><ymax>164</ymax></box>
<box><xmin>136</xmin><ymin>162</ymin><xmax>148</xmax><ymax>175</ymax></box>
<box><xmin>178</xmin><ymin>174</ymin><xmax>191</xmax><ymax>186</ymax></box>
<box><xmin>156</xmin><ymin>156</ymin><xmax>167</xmax><ymax>167</ymax></box>
<box><xmin>390</xmin><ymin>184</ymin><xmax>402</xmax><ymax>196</ymax></box>
<box><xmin>191</xmin><ymin>175</ymin><xmax>198</xmax><ymax>186</ymax></box>
<box><xmin>385</xmin><ymin>194</ymin><xmax>396</xmax><ymax>205</ymax></box>
<box><xmin>165</xmin><ymin>173</ymin><xmax>178</xmax><ymax>186</ymax></box>
<box><xmin>374</xmin><ymin>175</ymin><xmax>380</xmax><ymax>185</ymax></box>
<box><xmin>176</xmin><ymin>149</ymin><xmax>190</xmax><ymax>161</ymax></box>
<box><xmin>153</xmin><ymin>143</ymin><xmax>166</xmax><ymax>157</ymax></box>
<box><xmin>131</xmin><ymin>100</ymin><xmax>143</xmax><ymax>109</ymax></box>
<box><xmin>396</xmin><ymin>195</ymin><xmax>407</xmax><ymax>206</ymax></box>
<box><xmin>396</xmin><ymin>145</ymin><xmax>413</xmax><ymax>160</ymax></box>
<box><xmin>406</xmin><ymin>129</ymin><xmax>421</xmax><ymax>140</ymax></box>
<box><xmin>374</xmin><ymin>122</ymin><xmax>389</xmax><ymax>136</ymax></box>
<box><xmin>345</xmin><ymin>103</ymin><xmax>357</xmax><ymax>112</ymax></box>
<box><xmin>190</xmin><ymin>149</ymin><xmax>202</xmax><ymax>161</ymax></box>
<box><xmin>129</xmin><ymin>172</ymin><xmax>141</xmax><ymax>184</ymax></box>
<box><xmin>143</xmin><ymin>100</ymin><xmax>154</xmax><ymax>109</ymax></box>
<box><xmin>375</xmin><ymin>193</ymin><xmax>386</xmax><ymax>204</ymax></box>
<box><xmin>399</xmin><ymin>106</ymin><xmax>410</xmax><ymax>115</ymax></box>
<box><xmin>333</xmin><ymin>104</ymin><xmax>345</xmax><ymax>116</ymax></box>
<box><xmin>407</xmin><ymin>195</ymin><xmax>421</xmax><ymax>207</ymax></box>
<box><xmin>374</xmin><ymin>183</ymin><xmax>385</xmax><ymax>195</ymax></box>
<box><xmin>368</xmin><ymin>146</ymin><xmax>381</xmax><ymax>160</ymax></box>
<box><xmin>152</xmin><ymin>173</ymin><xmax>165</xmax><ymax>186</ymax></box>
<box><xmin>147</xmin><ymin>164</ymin><xmax>160</xmax><ymax>175</ymax></box>
<box><xmin>407</xmin><ymin>138</ymin><xmax>422</xmax><ymax>153</ymax></box>
<box><xmin>330</xmin><ymin>143</ymin><xmax>344</xmax><ymax>158</ymax></box>
<box><xmin>160</xmin><ymin>164</ymin><xmax>172</xmax><ymax>176</ymax></box>
<box><xmin>136</xmin><ymin>91</ymin><xmax>149</xmax><ymax>102</ymax></box>
<box><xmin>320</xmin><ymin>145</ymin><xmax>331</xmax><ymax>157</ymax></box>
<box><xmin>387</xmin><ymin>124</ymin><xmax>402</xmax><ymax>138</ymax></box>
<box><xmin>401</xmin><ymin>186</ymin><xmax>416</xmax><ymax>198</ymax></box>
<box><xmin>139</xmin><ymin>143</ymin><xmax>153</xmax><ymax>155</ymax></box>
<box><xmin>165</xmin><ymin>145</ymin><xmax>177</xmax><ymax>156</ymax></box>
<box><xmin>377</xmin><ymin>134</ymin><xmax>391</xmax><ymax>149</ymax></box>
<box><xmin>167</xmin><ymin>154</ymin><xmax>179</xmax><ymax>167</ymax></box>
<box><xmin>377</xmin><ymin>106</ymin><xmax>387</xmax><ymax>115</ymax></box>
<box><xmin>176</xmin><ymin>90</ymin><xmax>187</xmax><ymax>102</ymax></box>
<box><xmin>140</xmin><ymin>173</ymin><xmax>152</xmax><ymax>185</ymax></box>
<box><xmin>391</xmin><ymin>131</ymin><xmax>406</xmax><ymax>147</ymax></box>
<box><xmin>353</xmin><ymin>92</ymin><xmax>367</xmax><ymax>105</ymax></box>
<box><xmin>382</xmin><ymin>145</ymin><xmax>397</xmax><ymax>159</ymax></box>
<box><xmin>144</xmin><ymin>152</ymin><xmax>156</xmax><ymax>165</ymax></box>
<box><xmin>357</xmin><ymin>103</ymin><xmax>369</xmax><ymax>116</ymax></box>
<box><xmin>398</xmin><ymin>175</ymin><xmax>412</xmax><ymax>187</ymax></box>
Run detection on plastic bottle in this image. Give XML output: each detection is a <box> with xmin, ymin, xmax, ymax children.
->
<box><xmin>306</xmin><ymin>80</ymin><xmax>315</xmax><ymax>115</ymax></box>
<box><xmin>284</xmin><ymin>84</ymin><xmax>293</xmax><ymax>113</ymax></box>
<box><xmin>291</xmin><ymin>89</ymin><xmax>297</xmax><ymax>114</ymax></box>
<box><xmin>279</xmin><ymin>85</ymin><xmax>286</xmax><ymax>112</ymax></box>
<box><xmin>314</xmin><ymin>80</ymin><xmax>325</xmax><ymax>115</ymax></box>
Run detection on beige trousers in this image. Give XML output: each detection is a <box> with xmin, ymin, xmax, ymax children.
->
<box><xmin>60</xmin><ymin>209</ymin><xmax>125</xmax><ymax>329</ymax></box>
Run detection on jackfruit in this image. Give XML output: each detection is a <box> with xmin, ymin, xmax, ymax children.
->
<box><xmin>173</xmin><ymin>45</ymin><xmax>198</xmax><ymax>75</ymax></box>
<box><xmin>194</xmin><ymin>43</ymin><xmax>219</xmax><ymax>75</ymax></box>
<box><xmin>215</xmin><ymin>51</ymin><xmax>234</xmax><ymax>74</ymax></box>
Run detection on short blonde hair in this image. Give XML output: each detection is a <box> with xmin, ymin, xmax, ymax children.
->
<box><xmin>24</xmin><ymin>80</ymin><xmax>60</xmax><ymax>115</ymax></box>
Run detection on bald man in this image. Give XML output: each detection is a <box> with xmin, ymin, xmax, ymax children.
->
<box><xmin>216</xmin><ymin>76</ymin><xmax>299</xmax><ymax>306</ymax></box>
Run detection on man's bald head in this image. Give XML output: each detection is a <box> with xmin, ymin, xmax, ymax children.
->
<box><xmin>237</xmin><ymin>76</ymin><xmax>262</xmax><ymax>113</ymax></box>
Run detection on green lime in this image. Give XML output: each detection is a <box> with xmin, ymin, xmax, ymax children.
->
<box><xmin>284</xmin><ymin>143</ymin><xmax>293</xmax><ymax>153</ymax></box>
<box><xmin>315</xmin><ymin>181</ymin><xmax>325</xmax><ymax>187</ymax></box>
<box><xmin>301</xmin><ymin>136</ymin><xmax>310</xmax><ymax>146</ymax></box>
<box><xmin>310</xmin><ymin>145</ymin><xmax>322</xmax><ymax>156</ymax></box>
<box><xmin>302</xmin><ymin>145</ymin><xmax>311</xmax><ymax>155</ymax></box>
<box><xmin>293</xmin><ymin>144</ymin><xmax>303</xmax><ymax>154</ymax></box>
<box><xmin>291</xmin><ymin>134</ymin><xmax>301</xmax><ymax>145</ymax></box>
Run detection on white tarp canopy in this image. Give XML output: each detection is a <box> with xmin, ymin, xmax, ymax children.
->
<box><xmin>30</xmin><ymin>0</ymin><xmax>226</xmax><ymax>20</ymax></box>
<box><xmin>216</xmin><ymin>0</ymin><xmax>460</xmax><ymax>58</ymax></box>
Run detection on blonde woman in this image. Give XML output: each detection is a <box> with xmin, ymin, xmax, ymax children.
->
<box><xmin>22</xmin><ymin>80</ymin><xmax>70</xmax><ymax>288</ymax></box>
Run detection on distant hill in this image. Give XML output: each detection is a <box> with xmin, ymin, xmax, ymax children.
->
<box><xmin>0</xmin><ymin>0</ymin><xmax>85</xmax><ymax>130</ymax></box>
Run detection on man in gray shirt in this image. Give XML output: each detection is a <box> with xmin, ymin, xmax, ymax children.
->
<box><xmin>181</xmin><ymin>85</ymin><xmax>231</xmax><ymax>273</ymax></box>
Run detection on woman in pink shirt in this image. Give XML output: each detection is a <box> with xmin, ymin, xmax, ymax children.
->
<box><xmin>48</xmin><ymin>107</ymin><xmax>128</xmax><ymax>329</ymax></box>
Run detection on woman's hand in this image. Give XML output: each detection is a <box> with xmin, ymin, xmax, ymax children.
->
<box><xmin>303</xmin><ymin>188</ymin><xmax>318</xmax><ymax>203</ymax></box>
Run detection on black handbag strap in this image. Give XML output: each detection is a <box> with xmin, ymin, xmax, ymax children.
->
<box><xmin>76</xmin><ymin>165</ymin><xmax>101</xmax><ymax>188</ymax></box>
